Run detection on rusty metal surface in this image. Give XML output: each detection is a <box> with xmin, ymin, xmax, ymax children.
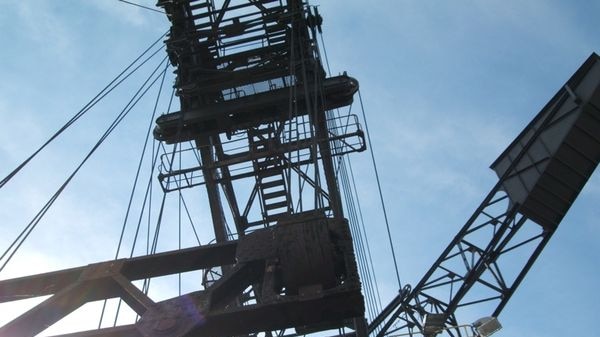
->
<box><xmin>0</xmin><ymin>214</ymin><xmax>363</xmax><ymax>337</ymax></box>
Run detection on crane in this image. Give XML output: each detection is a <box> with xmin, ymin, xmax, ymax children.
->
<box><xmin>0</xmin><ymin>1</ymin><xmax>598</xmax><ymax>337</ymax></box>
<box><xmin>368</xmin><ymin>52</ymin><xmax>600</xmax><ymax>337</ymax></box>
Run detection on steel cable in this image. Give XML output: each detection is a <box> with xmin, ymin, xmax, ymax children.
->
<box><xmin>338</xmin><ymin>156</ymin><xmax>379</xmax><ymax>320</ymax></box>
<box><xmin>113</xmin><ymin>63</ymin><xmax>169</xmax><ymax>261</ymax></box>
<box><xmin>315</xmin><ymin>17</ymin><xmax>385</xmax><ymax>320</ymax></box>
<box><xmin>0</xmin><ymin>32</ymin><xmax>167</xmax><ymax>190</ymax></box>
<box><xmin>107</xmin><ymin>83</ymin><xmax>180</xmax><ymax>327</ymax></box>
<box><xmin>347</xmin><ymin>158</ymin><xmax>384</xmax><ymax>311</ymax></box>
<box><xmin>0</xmin><ymin>56</ymin><xmax>168</xmax><ymax>274</ymax></box>
<box><xmin>117</xmin><ymin>0</ymin><xmax>164</xmax><ymax>14</ymax></box>
<box><xmin>358</xmin><ymin>89</ymin><xmax>403</xmax><ymax>290</ymax></box>
<box><xmin>98</xmin><ymin>62</ymin><xmax>170</xmax><ymax>328</ymax></box>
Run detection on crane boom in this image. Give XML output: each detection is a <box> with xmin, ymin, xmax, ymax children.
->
<box><xmin>370</xmin><ymin>52</ymin><xmax>600</xmax><ymax>337</ymax></box>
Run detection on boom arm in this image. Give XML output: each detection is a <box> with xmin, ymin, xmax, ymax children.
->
<box><xmin>370</xmin><ymin>52</ymin><xmax>600</xmax><ymax>337</ymax></box>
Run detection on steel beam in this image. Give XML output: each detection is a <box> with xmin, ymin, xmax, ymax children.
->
<box><xmin>0</xmin><ymin>216</ymin><xmax>364</xmax><ymax>337</ymax></box>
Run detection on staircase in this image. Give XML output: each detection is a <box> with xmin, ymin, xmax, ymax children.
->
<box><xmin>248</xmin><ymin>125</ymin><xmax>292</xmax><ymax>228</ymax></box>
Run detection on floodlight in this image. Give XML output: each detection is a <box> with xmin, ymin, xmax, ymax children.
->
<box><xmin>472</xmin><ymin>316</ymin><xmax>502</xmax><ymax>337</ymax></box>
<box><xmin>423</xmin><ymin>314</ymin><xmax>445</xmax><ymax>336</ymax></box>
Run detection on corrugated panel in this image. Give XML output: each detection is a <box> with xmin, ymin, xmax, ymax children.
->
<box><xmin>491</xmin><ymin>53</ymin><xmax>600</xmax><ymax>229</ymax></box>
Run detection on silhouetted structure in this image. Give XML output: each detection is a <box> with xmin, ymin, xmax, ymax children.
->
<box><xmin>0</xmin><ymin>2</ymin><xmax>599</xmax><ymax>337</ymax></box>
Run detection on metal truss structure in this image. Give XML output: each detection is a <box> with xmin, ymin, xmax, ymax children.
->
<box><xmin>369</xmin><ymin>53</ymin><xmax>600</xmax><ymax>337</ymax></box>
<box><xmin>0</xmin><ymin>1</ymin><xmax>599</xmax><ymax>337</ymax></box>
<box><xmin>154</xmin><ymin>0</ymin><xmax>364</xmax><ymax>238</ymax></box>
<box><xmin>0</xmin><ymin>214</ymin><xmax>363</xmax><ymax>337</ymax></box>
<box><xmin>1</xmin><ymin>1</ymin><xmax>367</xmax><ymax>336</ymax></box>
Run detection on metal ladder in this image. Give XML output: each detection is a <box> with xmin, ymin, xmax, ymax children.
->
<box><xmin>249</xmin><ymin>124</ymin><xmax>292</xmax><ymax>227</ymax></box>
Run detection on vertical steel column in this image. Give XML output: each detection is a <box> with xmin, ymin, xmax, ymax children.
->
<box><xmin>214</xmin><ymin>138</ymin><xmax>246</xmax><ymax>236</ymax></box>
<box><xmin>314</xmin><ymin>111</ymin><xmax>344</xmax><ymax>218</ymax></box>
<box><xmin>197</xmin><ymin>136</ymin><xmax>229</xmax><ymax>243</ymax></box>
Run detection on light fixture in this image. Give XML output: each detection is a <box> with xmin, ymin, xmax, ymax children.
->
<box><xmin>472</xmin><ymin>316</ymin><xmax>502</xmax><ymax>337</ymax></box>
<box><xmin>422</xmin><ymin>313</ymin><xmax>445</xmax><ymax>336</ymax></box>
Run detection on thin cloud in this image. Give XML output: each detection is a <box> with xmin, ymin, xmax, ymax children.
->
<box><xmin>12</xmin><ymin>2</ymin><xmax>72</xmax><ymax>56</ymax></box>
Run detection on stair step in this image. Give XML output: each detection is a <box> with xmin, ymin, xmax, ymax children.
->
<box><xmin>260</xmin><ymin>179</ymin><xmax>285</xmax><ymax>189</ymax></box>
<box><xmin>258</xmin><ymin>169</ymin><xmax>283</xmax><ymax>178</ymax></box>
<box><xmin>264</xmin><ymin>201</ymin><xmax>289</xmax><ymax>211</ymax></box>
<box><xmin>262</xmin><ymin>190</ymin><xmax>287</xmax><ymax>200</ymax></box>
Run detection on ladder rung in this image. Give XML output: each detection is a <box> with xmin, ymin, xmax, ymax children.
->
<box><xmin>258</xmin><ymin>169</ymin><xmax>282</xmax><ymax>178</ymax></box>
<box><xmin>260</xmin><ymin>179</ymin><xmax>285</xmax><ymax>189</ymax></box>
<box><xmin>264</xmin><ymin>201</ymin><xmax>288</xmax><ymax>211</ymax></box>
<box><xmin>262</xmin><ymin>190</ymin><xmax>287</xmax><ymax>200</ymax></box>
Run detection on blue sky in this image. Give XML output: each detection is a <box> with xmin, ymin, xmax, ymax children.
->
<box><xmin>0</xmin><ymin>1</ymin><xmax>599</xmax><ymax>336</ymax></box>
